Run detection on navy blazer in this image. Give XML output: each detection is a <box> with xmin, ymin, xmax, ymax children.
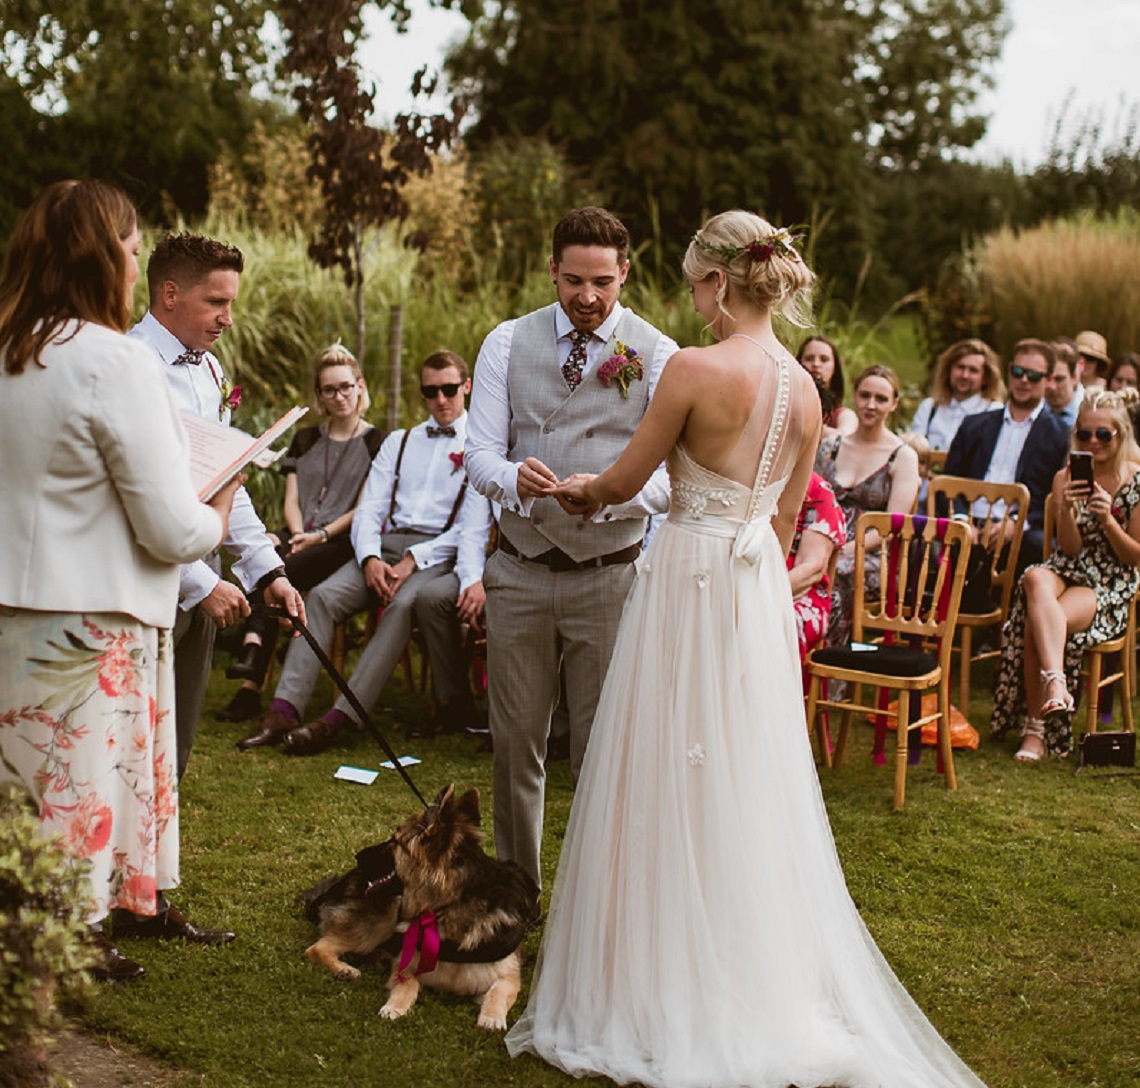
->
<box><xmin>942</xmin><ymin>405</ymin><xmax>1070</xmax><ymax>533</ymax></box>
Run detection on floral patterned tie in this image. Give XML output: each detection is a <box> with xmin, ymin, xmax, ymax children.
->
<box><xmin>562</xmin><ymin>329</ymin><xmax>589</xmax><ymax>391</ymax></box>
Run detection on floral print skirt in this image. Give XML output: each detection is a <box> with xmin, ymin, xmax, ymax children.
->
<box><xmin>0</xmin><ymin>608</ymin><xmax>178</xmax><ymax>924</ymax></box>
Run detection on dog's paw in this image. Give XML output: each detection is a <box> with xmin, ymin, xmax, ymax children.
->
<box><xmin>378</xmin><ymin>1002</ymin><xmax>406</xmax><ymax>1020</ymax></box>
<box><xmin>476</xmin><ymin>1012</ymin><xmax>508</xmax><ymax>1032</ymax></box>
<box><xmin>332</xmin><ymin>964</ymin><xmax>361</xmax><ymax>981</ymax></box>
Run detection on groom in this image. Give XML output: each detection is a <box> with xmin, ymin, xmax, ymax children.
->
<box><xmin>465</xmin><ymin>206</ymin><xmax>678</xmax><ymax>887</ymax></box>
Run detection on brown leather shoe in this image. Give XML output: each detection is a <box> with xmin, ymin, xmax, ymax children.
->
<box><xmin>88</xmin><ymin>931</ymin><xmax>146</xmax><ymax>982</ymax></box>
<box><xmin>236</xmin><ymin>707</ymin><xmax>295</xmax><ymax>750</ymax></box>
<box><xmin>281</xmin><ymin>717</ymin><xmax>342</xmax><ymax>756</ymax></box>
<box><xmin>113</xmin><ymin>905</ymin><xmax>235</xmax><ymax>945</ymax></box>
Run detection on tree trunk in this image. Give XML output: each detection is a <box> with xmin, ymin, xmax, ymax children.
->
<box><xmin>353</xmin><ymin>218</ymin><xmax>366</xmax><ymax>366</ymax></box>
<box><xmin>386</xmin><ymin>304</ymin><xmax>403</xmax><ymax>434</ymax></box>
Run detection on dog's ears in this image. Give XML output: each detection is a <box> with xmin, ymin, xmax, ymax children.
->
<box><xmin>425</xmin><ymin>783</ymin><xmax>455</xmax><ymax>826</ymax></box>
<box><xmin>457</xmin><ymin>787</ymin><xmax>481</xmax><ymax>825</ymax></box>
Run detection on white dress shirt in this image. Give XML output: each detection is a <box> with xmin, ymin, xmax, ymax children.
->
<box><xmin>465</xmin><ymin>301</ymin><xmax>677</xmax><ymax>518</ymax></box>
<box><xmin>351</xmin><ymin>412</ymin><xmax>492</xmax><ymax>592</ymax></box>
<box><xmin>910</xmin><ymin>394</ymin><xmax>1002</xmax><ymax>451</ymax></box>
<box><xmin>975</xmin><ymin>400</ymin><xmax>1046</xmax><ymax>519</ymax></box>
<box><xmin>129</xmin><ymin>311</ymin><xmax>281</xmax><ymax>609</ymax></box>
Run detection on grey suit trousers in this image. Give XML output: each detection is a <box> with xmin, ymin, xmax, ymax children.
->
<box><xmin>273</xmin><ymin>531</ymin><xmax>465</xmax><ymax>722</ymax></box>
<box><xmin>171</xmin><ymin>552</ymin><xmax>222</xmax><ymax>780</ymax></box>
<box><xmin>483</xmin><ymin>547</ymin><xmax>636</xmax><ymax>888</ymax></box>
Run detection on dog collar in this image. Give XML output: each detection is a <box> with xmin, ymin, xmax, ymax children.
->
<box><xmin>396</xmin><ymin>911</ymin><xmax>439</xmax><ymax>981</ymax></box>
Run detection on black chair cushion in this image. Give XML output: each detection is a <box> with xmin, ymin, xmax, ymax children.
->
<box><xmin>812</xmin><ymin>643</ymin><xmax>937</xmax><ymax>677</ymax></box>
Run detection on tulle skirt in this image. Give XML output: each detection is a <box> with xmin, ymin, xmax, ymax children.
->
<box><xmin>506</xmin><ymin>514</ymin><xmax>985</xmax><ymax>1088</ymax></box>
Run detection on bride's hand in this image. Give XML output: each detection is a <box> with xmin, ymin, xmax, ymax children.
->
<box><xmin>553</xmin><ymin>473</ymin><xmax>602</xmax><ymax>520</ymax></box>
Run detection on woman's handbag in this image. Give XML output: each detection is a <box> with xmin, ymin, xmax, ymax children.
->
<box><xmin>1077</xmin><ymin>731</ymin><xmax>1136</xmax><ymax>770</ymax></box>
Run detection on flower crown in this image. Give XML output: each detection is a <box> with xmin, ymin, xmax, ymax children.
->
<box><xmin>692</xmin><ymin>225</ymin><xmax>804</xmax><ymax>264</ymax></box>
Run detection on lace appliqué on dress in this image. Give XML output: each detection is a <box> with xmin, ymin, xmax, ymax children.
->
<box><xmin>687</xmin><ymin>743</ymin><xmax>706</xmax><ymax>767</ymax></box>
<box><xmin>673</xmin><ymin>479</ymin><xmax>738</xmax><ymax>519</ymax></box>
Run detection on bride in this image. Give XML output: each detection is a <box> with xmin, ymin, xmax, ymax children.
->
<box><xmin>504</xmin><ymin>210</ymin><xmax>987</xmax><ymax>1088</ymax></box>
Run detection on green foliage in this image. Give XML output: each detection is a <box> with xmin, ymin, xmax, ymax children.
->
<box><xmin>0</xmin><ymin>786</ymin><xmax>95</xmax><ymax>1087</ymax></box>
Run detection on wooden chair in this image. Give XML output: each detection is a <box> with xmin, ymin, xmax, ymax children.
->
<box><xmin>805</xmin><ymin>544</ymin><xmax>842</xmax><ymax>757</ymax></box>
<box><xmin>926</xmin><ymin>476</ymin><xmax>1031</xmax><ymax>714</ymax></box>
<box><xmin>1042</xmin><ymin>495</ymin><xmax>1136</xmax><ymax>739</ymax></box>
<box><xmin>805</xmin><ymin>512</ymin><xmax>971</xmax><ymax>809</ymax></box>
<box><xmin>927</xmin><ymin>449</ymin><xmax>949</xmax><ymax>477</ymax></box>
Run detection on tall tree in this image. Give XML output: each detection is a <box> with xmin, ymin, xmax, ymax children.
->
<box><xmin>446</xmin><ymin>0</ymin><xmax>1006</xmax><ymax>293</ymax></box>
<box><xmin>0</xmin><ymin>0</ymin><xmax>271</xmax><ymax>221</ymax></box>
<box><xmin>278</xmin><ymin>0</ymin><xmax>460</xmax><ymax>368</ymax></box>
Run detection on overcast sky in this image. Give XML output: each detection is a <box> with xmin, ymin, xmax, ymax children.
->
<box><xmin>359</xmin><ymin>0</ymin><xmax>1140</xmax><ymax>169</ymax></box>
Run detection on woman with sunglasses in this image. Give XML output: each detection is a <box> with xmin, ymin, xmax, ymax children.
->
<box><xmin>220</xmin><ymin>344</ymin><xmax>382</xmax><ymax>724</ymax></box>
<box><xmin>991</xmin><ymin>388</ymin><xmax>1140</xmax><ymax>761</ymax></box>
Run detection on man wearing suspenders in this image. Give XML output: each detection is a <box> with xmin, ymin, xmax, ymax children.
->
<box><xmin>241</xmin><ymin>350</ymin><xmax>492</xmax><ymax>754</ymax></box>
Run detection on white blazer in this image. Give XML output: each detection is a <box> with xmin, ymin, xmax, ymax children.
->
<box><xmin>0</xmin><ymin>320</ymin><xmax>222</xmax><ymax>627</ymax></box>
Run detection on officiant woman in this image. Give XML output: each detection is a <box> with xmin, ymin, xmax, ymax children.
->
<box><xmin>0</xmin><ymin>179</ymin><xmax>240</xmax><ymax>981</ymax></box>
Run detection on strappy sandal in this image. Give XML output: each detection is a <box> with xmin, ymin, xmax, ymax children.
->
<box><xmin>281</xmin><ymin>718</ymin><xmax>342</xmax><ymax>756</ymax></box>
<box><xmin>1015</xmin><ymin>717</ymin><xmax>1046</xmax><ymax>762</ymax></box>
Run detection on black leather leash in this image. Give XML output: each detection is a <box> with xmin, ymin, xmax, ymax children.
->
<box><xmin>259</xmin><ymin>605</ymin><xmax>428</xmax><ymax>807</ymax></box>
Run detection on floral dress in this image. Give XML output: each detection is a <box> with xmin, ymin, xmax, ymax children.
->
<box><xmin>991</xmin><ymin>471</ymin><xmax>1140</xmax><ymax>756</ymax></box>
<box><xmin>815</xmin><ymin>434</ymin><xmax>902</xmax><ymax>648</ymax></box>
<box><xmin>0</xmin><ymin>609</ymin><xmax>178</xmax><ymax>925</ymax></box>
<box><xmin>787</xmin><ymin>472</ymin><xmax>847</xmax><ymax>685</ymax></box>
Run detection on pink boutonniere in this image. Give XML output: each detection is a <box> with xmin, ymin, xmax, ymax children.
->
<box><xmin>597</xmin><ymin>340</ymin><xmax>644</xmax><ymax>399</ymax></box>
<box><xmin>449</xmin><ymin>450</ymin><xmax>464</xmax><ymax>474</ymax></box>
<box><xmin>219</xmin><ymin>376</ymin><xmax>241</xmax><ymax>420</ymax></box>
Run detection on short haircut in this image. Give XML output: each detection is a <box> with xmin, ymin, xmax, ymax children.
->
<box><xmin>421</xmin><ymin>349</ymin><xmax>468</xmax><ymax>382</ymax></box>
<box><xmin>1051</xmin><ymin>337</ymin><xmax>1080</xmax><ymax>377</ymax></box>
<box><xmin>146</xmin><ymin>231</ymin><xmax>244</xmax><ymax>301</ymax></box>
<box><xmin>552</xmin><ymin>207</ymin><xmax>630</xmax><ymax>265</ymax></box>
<box><xmin>1011</xmin><ymin>338</ymin><xmax>1056</xmax><ymax>372</ymax></box>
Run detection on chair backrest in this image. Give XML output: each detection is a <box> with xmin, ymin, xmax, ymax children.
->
<box><xmin>851</xmin><ymin>512</ymin><xmax>971</xmax><ymax>660</ymax></box>
<box><xmin>1043</xmin><ymin>493</ymin><xmax>1056</xmax><ymax>559</ymax></box>
<box><xmin>926</xmin><ymin>475</ymin><xmax>1031</xmax><ymax>614</ymax></box>
<box><xmin>928</xmin><ymin>449</ymin><xmax>949</xmax><ymax>477</ymax></box>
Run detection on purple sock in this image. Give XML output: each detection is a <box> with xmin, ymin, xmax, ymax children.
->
<box><xmin>322</xmin><ymin>708</ymin><xmax>350</xmax><ymax>729</ymax></box>
<box><xmin>268</xmin><ymin>698</ymin><xmax>299</xmax><ymax>722</ymax></box>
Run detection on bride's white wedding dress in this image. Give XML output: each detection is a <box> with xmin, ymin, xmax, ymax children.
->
<box><xmin>505</xmin><ymin>350</ymin><xmax>986</xmax><ymax>1088</ymax></box>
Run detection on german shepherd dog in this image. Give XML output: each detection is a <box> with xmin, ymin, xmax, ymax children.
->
<box><xmin>302</xmin><ymin>784</ymin><xmax>540</xmax><ymax>1031</ymax></box>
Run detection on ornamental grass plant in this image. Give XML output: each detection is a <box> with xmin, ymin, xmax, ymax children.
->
<box><xmin>73</xmin><ymin>656</ymin><xmax>1140</xmax><ymax>1088</ymax></box>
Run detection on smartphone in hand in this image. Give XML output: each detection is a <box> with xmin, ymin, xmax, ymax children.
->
<box><xmin>1069</xmin><ymin>450</ymin><xmax>1094</xmax><ymax>494</ymax></box>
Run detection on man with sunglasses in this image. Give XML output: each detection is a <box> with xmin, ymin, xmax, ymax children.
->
<box><xmin>944</xmin><ymin>338</ymin><xmax>1070</xmax><ymax>569</ymax></box>
<box><xmin>465</xmin><ymin>206</ymin><xmax>679</xmax><ymax>888</ymax></box>
<box><xmin>242</xmin><ymin>350</ymin><xmax>492</xmax><ymax>754</ymax></box>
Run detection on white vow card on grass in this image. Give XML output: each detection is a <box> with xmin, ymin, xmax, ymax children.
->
<box><xmin>334</xmin><ymin>765</ymin><xmax>379</xmax><ymax>785</ymax></box>
<box><xmin>379</xmin><ymin>756</ymin><xmax>422</xmax><ymax>770</ymax></box>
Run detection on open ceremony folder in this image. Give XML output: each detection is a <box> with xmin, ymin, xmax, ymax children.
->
<box><xmin>181</xmin><ymin>406</ymin><xmax>308</xmax><ymax>500</ymax></box>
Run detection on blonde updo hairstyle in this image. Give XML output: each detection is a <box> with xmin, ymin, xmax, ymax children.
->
<box><xmin>313</xmin><ymin>341</ymin><xmax>370</xmax><ymax>416</ymax></box>
<box><xmin>682</xmin><ymin>209</ymin><xmax>816</xmax><ymax>329</ymax></box>
<box><xmin>1075</xmin><ymin>387</ymin><xmax>1140</xmax><ymax>477</ymax></box>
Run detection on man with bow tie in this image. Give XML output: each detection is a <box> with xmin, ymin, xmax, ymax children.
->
<box><xmin>130</xmin><ymin>232</ymin><xmax>305</xmax><ymax>783</ymax></box>
<box><xmin>240</xmin><ymin>350</ymin><xmax>492</xmax><ymax>754</ymax></box>
<box><xmin>465</xmin><ymin>206</ymin><xmax>678</xmax><ymax>888</ymax></box>
<box><xmin>121</xmin><ymin>232</ymin><xmax>304</xmax><ymax>946</ymax></box>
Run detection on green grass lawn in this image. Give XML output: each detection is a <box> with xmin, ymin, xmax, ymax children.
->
<box><xmin>78</xmin><ymin>655</ymin><xmax>1140</xmax><ymax>1088</ymax></box>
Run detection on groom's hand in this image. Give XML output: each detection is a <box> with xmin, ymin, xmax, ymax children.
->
<box><xmin>517</xmin><ymin>456</ymin><xmax>559</xmax><ymax>499</ymax></box>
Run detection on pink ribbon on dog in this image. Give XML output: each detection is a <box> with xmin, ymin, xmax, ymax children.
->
<box><xmin>396</xmin><ymin>911</ymin><xmax>440</xmax><ymax>981</ymax></box>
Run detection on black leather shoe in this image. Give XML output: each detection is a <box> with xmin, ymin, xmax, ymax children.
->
<box><xmin>113</xmin><ymin>905</ymin><xmax>235</xmax><ymax>945</ymax></box>
<box><xmin>88</xmin><ymin>931</ymin><xmax>146</xmax><ymax>982</ymax></box>
<box><xmin>225</xmin><ymin>642</ymin><xmax>260</xmax><ymax>681</ymax></box>
<box><xmin>236</xmin><ymin>708</ymin><xmax>295</xmax><ymax>750</ymax></box>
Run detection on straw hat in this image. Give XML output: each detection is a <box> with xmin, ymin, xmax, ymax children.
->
<box><xmin>1075</xmin><ymin>330</ymin><xmax>1110</xmax><ymax>366</ymax></box>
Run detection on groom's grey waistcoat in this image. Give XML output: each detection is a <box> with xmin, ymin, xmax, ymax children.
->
<box><xmin>501</xmin><ymin>303</ymin><xmax>663</xmax><ymax>562</ymax></box>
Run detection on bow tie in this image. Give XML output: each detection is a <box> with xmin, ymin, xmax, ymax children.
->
<box><xmin>173</xmin><ymin>350</ymin><xmax>206</xmax><ymax>366</ymax></box>
<box><xmin>426</xmin><ymin>425</ymin><xmax>456</xmax><ymax>438</ymax></box>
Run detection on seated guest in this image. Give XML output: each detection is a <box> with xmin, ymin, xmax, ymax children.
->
<box><xmin>815</xmin><ymin>364</ymin><xmax>921</xmax><ymax>649</ymax></box>
<box><xmin>0</xmin><ymin>180</ymin><xmax>237</xmax><ymax>981</ymax></box>
<box><xmin>991</xmin><ymin>389</ymin><xmax>1140</xmax><ymax>760</ymax></box>
<box><xmin>787</xmin><ymin>472</ymin><xmax>845</xmax><ymax>690</ymax></box>
<box><xmin>797</xmin><ymin>334</ymin><xmax>857</xmax><ymax>434</ymax></box>
<box><xmin>217</xmin><ymin>343</ymin><xmax>383</xmax><ymax>722</ymax></box>
<box><xmin>1045</xmin><ymin>338</ymin><xmax>1084</xmax><ymax>430</ymax></box>
<box><xmin>909</xmin><ymin>338</ymin><xmax>1005</xmax><ymax>451</ymax></box>
<box><xmin>1108</xmin><ymin>352</ymin><xmax>1140</xmax><ymax>392</ymax></box>
<box><xmin>239</xmin><ymin>350</ymin><xmax>493</xmax><ymax>754</ymax></box>
<box><xmin>944</xmin><ymin>339</ymin><xmax>1070</xmax><ymax>571</ymax></box>
<box><xmin>1075</xmin><ymin>329</ymin><xmax>1111</xmax><ymax>390</ymax></box>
